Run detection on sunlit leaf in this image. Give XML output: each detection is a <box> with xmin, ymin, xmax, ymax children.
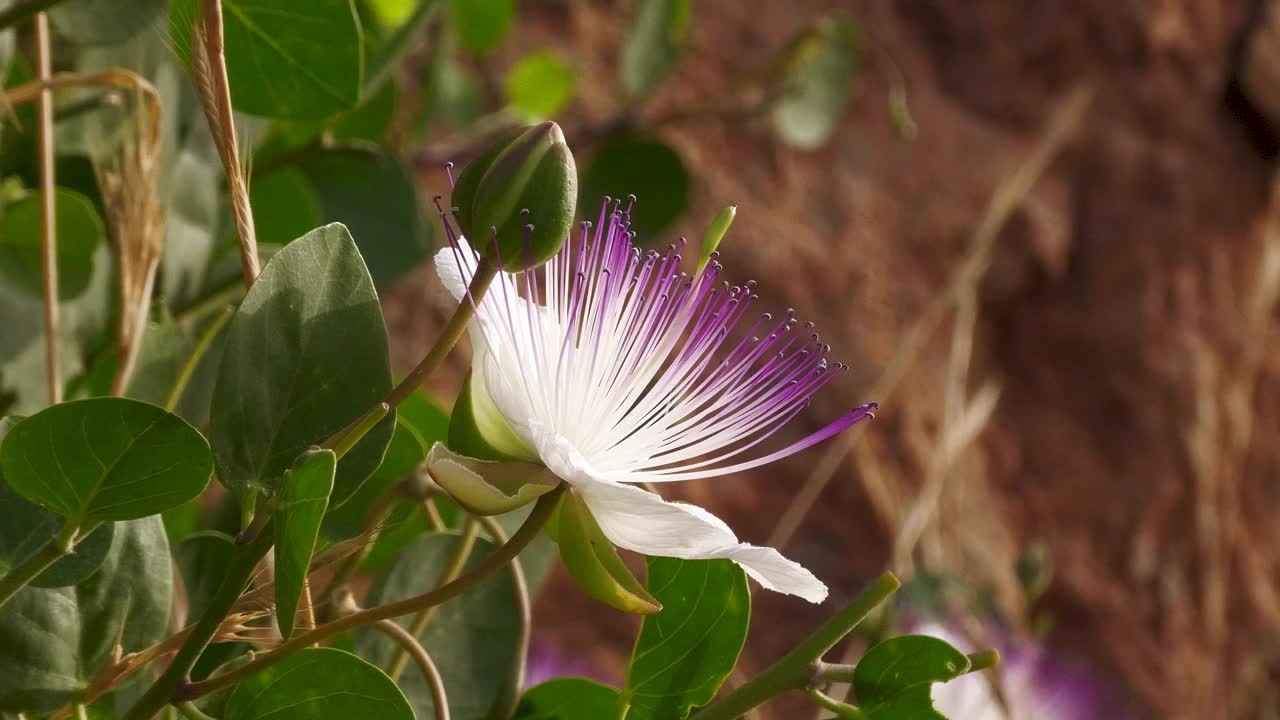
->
<box><xmin>506</xmin><ymin>50</ymin><xmax>575</xmax><ymax>120</ymax></box>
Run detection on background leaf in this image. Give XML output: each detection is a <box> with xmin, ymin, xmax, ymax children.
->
<box><xmin>851</xmin><ymin>635</ymin><xmax>970</xmax><ymax>719</ymax></box>
<box><xmin>208</xmin><ymin>223</ymin><xmax>395</xmax><ymax>507</ymax></box>
<box><xmin>170</xmin><ymin>0</ymin><xmax>364</xmax><ymax>120</ymax></box>
<box><xmin>49</xmin><ymin>0</ymin><xmax>168</xmax><ymax>45</ymax></box>
<box><xmin>506</xmin><ymin>50</ymin><xmax>575</xmax><ymax>120</ymax></box>
<box><xmin>249</xmin><ymin>169</ymin><xmax>322</xmax><ymax>247</ymax></box>
<box><xmin>580</xmin><ymin>136</ymin><xmax>689</xmax><ymax>241</ymax></box>
<box><xmin>516</xmin><ymin>678</ymin><xmax>620</xmax><ymax>720</ymax></box>
<box><xmin>174</xmin><ymin>531</ymin><xmax>235</xmax><ymax>620</ymax></box>
<box><xmin>0</xmin><ymin>517</ymin><xmax>171</xmax><ymax>714</ymax></box>
<box><xmin>0</xmin><ymin>398</ymin><xmax>213</xmax><ymax>525</ymax></box>
<box><xmin>617</xmin><ymin>557</ymin><xmax>751</xmax><ymax>720</ymax></box>
<box><xmin>224</xmin><ymin>648</ymin><xmax>413</xmax><ymax>720</ymax></box>
<box><xmin>274</xmin><ymin>448</ymin><xmax>335</xmax><ymax>639</ymax></box>
<box><xmin>620</xmin><ymin>0</ymin><xmax>692</xmax><ymax>98</ymax></box>
<box><xmin>0</xmin><ymin>188</ymin><xmax>104</xmax><ymax>300</ymax></box>
<box><xmin>771</xmin><ymin>16</ymin><xmax>859</xmax><ymax>149</ymax></box>
<box><xmin>356</xmin><ymin>532</ymin><xmax>523</xmax><ymax>720</ymax></box>
<box><xmin>449</xmin><ymin>0</ymin><xmax>513</xmax><ymax>55</ymax></box>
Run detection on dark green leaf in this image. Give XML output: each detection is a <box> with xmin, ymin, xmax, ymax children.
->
<box><xmin>174</xmin><ymin>531</ymin><xmax>235</xmax><ymax>620</ymax></box>
<box><xmin>296</xmin><ymin>147</ymin><xmax>433</xmax><ymax>286</ymax></box>
<box><xmin>330</xmin><ymin>79</ymin><xmax>399</xmax><ymax>142</ymax></box>
<box><xmin>356</xmin><ymin>532</ymin><xmax>522</xmax><ymax>719</ymax></box>
<box><xmin>506</xmin><ymin>50</ymin><xmax>575</xmax><ymax>120</ymax></box>
<box><xmin>209</xmin><ymin>223</ymin><xmax>395</xmax><ymax>507</ymax></box>
<box><xmin>620</xmin><ymin>0</ymin><xmax>692</xmax><ymax>98</ymax></box>
<box><xmin>617</xmin><ymin>557</ymin><xmax>750</xmax><ymax>720</ymax></box>
<box><xmin>516</xmin><ymin>678</ymin><xmax>620</xmax><ymax>720</ymax></box>
<box><xmin>170</xmin><ymin>0</ymin><xmax>364</xmax><ymax>120</ymax></box>
<box><xmin>49</xmin><ymin>0</ymin><xmax>168</xmax><ymax>45</ymax></box>
<box><xmin>0</xmin><ymin>517</ymin><xmax>171</xmax><ymax>714</ymax></box>
<box><xmin>0</xmin><ymin>417</ymin><xmax>113</xmax><ymax>588</ymax></box>
<box><xmin>0</xmin><ymin>188</ymin><xmax>104</xmax><ymax>300</ymax></box>
<box><xmin>580</xmin><ymin>137</ymin><xmax>689</xmax><ymax>241</ymax></box>
<box><xmin>449</xmin><ymin>0</ymin><xmax>512</xmax><ymax>54</ymax></box>
<box><xmin>224</xmin><ymin>648</ymin><xmax>413</xmax><ymax>720</ymax></box>
<box><xmin>852</xmin><ymin>635</ymin><xmax>970</xmax><ymax>719</ymax></box>
<box><xmin>273</xmin><ymin>447</ymin><xmax>335</xmax><ymax>639</ymax></box>
<box><xmin>250</xmin><ymin>169</ymin><xmax>322</xmax><ymax>247</ymax></box>
<box><xmin>0</xmin><ymin>398</ymin><xmax>213</xmax><ymax>525</ymax></box>
<box><xmin>421</xmin><ymin>46</ymin><xmax>484</xmax><ymax>130</ymax></box>
<box><xmin>771</xmin><ymin>16</ymin><xmax>859</xmax><ymax>149</ymax></box>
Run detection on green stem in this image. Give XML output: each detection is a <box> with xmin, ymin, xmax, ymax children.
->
<box><xmin>0</xmin><ymin>0</ymin><xmax>66</xmax><ymax>32</ymax></box>
<box><xmin>372</xmin><ymin>620</ymin><xmax>449</xmax><ymax>720</ymax></box>
<box><xmin>0</xmin><ymin>521</ymin><xmax>84</xmax><ymax>610</ymax></box>
<box><xmin>966</xmin><ymin>649</ymin><xmax>1001</xmax><ymax>673</ymax></box>
<box><xmin>165</xmin><ymin>306</ymin><xmax>233</xmax><ymax>412</ymax></box>
<box><xmin>178</xmin><ymin>486</ymin><xmax>564</xmax><ymax>702</ymax></box>
<box><xmin>806</xmin><ymin>688</ymin><xmax>865</xmax><ymax>719</ymax></box>
<box><xmin>475</xmin><ymin>515</ymin><xmax>529</xmax><ymax>720</ymax></box>
<box><xmin>691</xmin><ymin>573</ymin><xmax>901</xmax><ymax>720</ymax></box>
<box><xmin>123</xmin><ymin>525</ymin><xmax>274</xmax><ymax>720</ymax></box>
<box><xmin>173</xmin><ymin>702</ymin><xmax>217</xmax><ymax>720</ymax></box>
<box><xmin>387</xmin><ymin>517</ymin><xmax>480</xmax><ymax>681</ymax></box>
<box><xmin>324</xmin><ymin>403</ymin><xmax>389</xmax><ymax>461</ymax></box>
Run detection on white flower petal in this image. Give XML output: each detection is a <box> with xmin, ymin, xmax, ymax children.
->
<box><xmin>575</xmin><ymin>478</ymin><xmax>828</xmax><ymax>603</ymax></box>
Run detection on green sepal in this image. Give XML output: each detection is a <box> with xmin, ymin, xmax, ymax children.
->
<box><xmin>423</xmin><ymin>442</ymin><xmax>559</xmax><ymax>516</ymax></box>
<box><xmin>554</xmin><ymin>490</ymin><xmax>661</xmax><ymax>615</ymax></box>
<box><xmin>448</xmin><ymin>369</ymin><xmax>538</xmax><ymax>462</ymax></box>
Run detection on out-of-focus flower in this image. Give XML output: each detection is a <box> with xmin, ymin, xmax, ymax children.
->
<box><xmin>916</xmin><ymin>622</ymin><xmax>1114</xmax><ymax>720</ymax></box>
<box><xmin>426</xmin><ymin>197</ymin><xmax>876</xmax><ymax>604</ymax></box>
<box><xmin>524</xmin><ymin>639</ymin><xmax>600</xmax><ymax>689</ymax></box>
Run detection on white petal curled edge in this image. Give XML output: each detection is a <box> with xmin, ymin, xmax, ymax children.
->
<box><xmin>575</xmin><ymin>478</ymin><xmax>829</xmax><ymax>603</ymax></box>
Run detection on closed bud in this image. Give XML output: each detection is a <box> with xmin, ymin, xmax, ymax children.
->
<box><xmin>451</xmin><ymin>121</ymin><xmax>577</xmax><ymax>271</ymax></box>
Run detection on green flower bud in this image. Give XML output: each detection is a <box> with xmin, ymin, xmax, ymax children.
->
<box><xmin>451</xmin><ymin>121</ymin><xmax>577</xmax><ymax>271</ymax></box>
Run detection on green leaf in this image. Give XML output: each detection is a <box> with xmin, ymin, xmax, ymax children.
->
<box><xmin>617</xmin><ymin>557</ymin><xmax>750</xmax><ymax>720</ymax></box>
<box><xmin>250</xmin><ymin>169</ymin><xmax>322</xmax><ymax>247</ymax></box>
<box><xmin>331</xmin><ymin>79</ymin><xmax>399</xmax><ymax>142</ymax></box>
<box><xmin>208</xmin><ymin>222</ymin><xmax>395</xmax><ymax>508</ymax></box>
<box><xmin>516</xmin><ymin>678</ymin><xmax>620</xmax><ymax>720</ymax></box>
<box><xmin>0</xmin><ymin>398</ymin><xmax>213</xmax><ymax>525</ymax></box>
<box><xmin>296</xmin><ymin>147</ymin><xmax>434</xmax><ymax>286</ymax></box>
<box><xmin>170</xmin><ymin>0</ymin><xmax>364</xmax><ymax>120</ymax></box>
<box><xmin>363</xmin><ymin>0</ymin><xmax>440</xmax><ymax>93</ymax></box>
<box><xmin>580</xmin><ymin>136</ymin><xmax>689</xmax><ymax>241</ymax></box>
<box><xmin>620</xmin><ymin>0</ymin><xmax>692</xmax><ymax>98</ymax></box>
<box><xmin>554</xmin><ymin>490</ymin><xmax>660</xmax><ymax>615</ymax></box>
<box><xmin>0</xmin><ymin>188</ymin><xmax>104</xmax><ymax>300</ymax></box>
<box><xmin>506</xmin><ymin>50</ymin><xmax>575</xmax><ymax>120</ymax></box>
<box><xmin>852</xmin><ymin>635</ymin><xmax>971</xmax><ymax>719</ymax></box>
<box><xmin>0</xmin><ymin>517</ymin><xmax>171</xmax><ymax>714</ymax></box>
<box><xmin>174</xmin><ymin>531</ymin><xmax>235</xmax><ymax>619</ymax></box>
<box><xmin>224</xmin><ymin>648</ymin><xmax>413</xmax><ymax>720</ymax></box>
<box><xmin>49</xmin><ymin>0</ymin><xmax>168</xmax><ymax>45</ymax></box>
<box><xmin>273</xmin><ymin>447</ymin><xmax>335</xmax><ymax>639</ymax></box>
<box><xmin>771</xmin><ymin>16</ymin><xmax>859</xmax><ymax>149</ymax></box>
<box><xmin>421</xmin><ymin>45</ymin><xmax>484</xmax><ymax>130</ymax></box>
<box><xmin>356</xmin><ymin>532</ymin><xmax>522</xmax><ymax>719</ymax></box>
<box><xmin>0</xmin><ymin>417</ymin><xmax>113</xmax><ymax>588</ymax></box>
<box><xmin>449</xmin><ymin>0</ymin><xmax>512</xmax><ymax>54</ymax></box>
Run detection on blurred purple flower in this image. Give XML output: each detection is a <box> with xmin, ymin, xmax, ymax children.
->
<box><xmin>524</xmin><ymin>639</ymin><xmax>600</xmax><ymax>689</ymax></box>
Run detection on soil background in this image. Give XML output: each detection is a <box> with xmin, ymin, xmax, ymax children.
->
<box><xmin>383</xmin><ymin>2</ymin><xmax>1280</xmax><ymax>717</ymax></box>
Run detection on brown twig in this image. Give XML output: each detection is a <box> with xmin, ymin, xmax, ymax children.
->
<box><xmin>34</xmin><ymin>11</ymin><xmax>59</xmax><ymax>405</ymax></box>
<box><xmin>372</xmin><ymin>620</ymin><xmax>450</xmax><ymax>720</ymax></box>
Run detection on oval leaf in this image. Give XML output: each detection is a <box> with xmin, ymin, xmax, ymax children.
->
<box><xmin>771</xmin><ymin>16</ymin><xmax>859</xmax><ymax>149</ymax></box>
<box><xmin>273</xmin><ymin>447</ymin><xmax>335</xmax><ymax>639</ymax></box>
<box><xmin>0</xmin><ymin>517</ymin><xmax>171</xmax><ymax>714</ymax></box>
<box><xmin>208</xmin><ymin>222</ymin><xmax>394</xmax><ymax>508</ymax></box>
<box><xmin>224</xmin><ymin>648</ymin><xmax>413</xmax><ymax>720</ymax></box>
<box><xmin>0</xmin><ymin>398</ymin><xmax>213</xmax><ymax>525</ymax></box>
<box><xmin>356</xmin><ymin>532</ymin><xmax>522</xmax><ymax>720</ymax></box>
<box><xmin>617</xmin><ymin>557</ymin><xmax>750</xmax><ymax>720</ymax></box>
<box><xmin>449</xmin><ymin>0</ymin><xmax>513</xmax><ymax>54</ymax></box>
<box><xmin>516</xmin><ymin>678</ymin><xmax>620</xmax><ymax>720</ymax></box>
<box><xmin>620</xmin><ymin>0</ymin><xmax>692</xmax><ymax>98</ymax></box>
<box><xmin>49</xmin><ymin>0</ymin><xmax>168</xmax><ymax>45</ymax></box>
<box><xmin>0</xmin><ymin>188</ymin><xmax>104</xmax><ymax>300</ymax></box>
<box><xmin>506</xmin><ymin>50</ymin><xmax>576</xmax><ymax>120</ymax></box>
<box><xmin>852</xmin><ymin>635</ymin><xmax>971</xmax><ymax>720</ymax></box>
<box><xmin>555</xmin><ymin>490</ymin><xmax>660</xmax><ymax>615</ymax></box>
<box><xmin>580</xmin><ymin>137</ymin><xmax>689</xmax><ymax>241</ymax></box>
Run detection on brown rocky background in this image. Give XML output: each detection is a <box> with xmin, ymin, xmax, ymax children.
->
<box><xmin>384</xmin><ymin>1</ymin><xmax>1280</xmax><ymax>717</ymax></box>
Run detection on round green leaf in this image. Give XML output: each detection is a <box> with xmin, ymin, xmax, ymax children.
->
<box><xmin>580</xmin><ymin>137</ymin><xmax>689</xmax><ymax>241</ymax></box>
<box><xmin>852</xmin><ymin>634</ymin><xmax>971</xmax><ymax>719</ymax></box>
<box><xmin>224</xmin><ymin>648</ymin><xmax>413</xmax><ymax>720</ymax></box>
<box><xmin>0</xmin><ymin>188</ymin><xmax>104</xmax><ymax>300</ymax></box>
<box><xmin>0</xmin><ymin>517</ymin><xmax>171</xmax><ymax>714</ymax></box>
<box><xmin>273</xmin><ymin>448</ymin><xmax>335</xmax><ymax>640</ymax></box>
<box><xmin>0</xmin><ymin>398</ymin><xmax>214</xmax><ymax>525</ymax></box>
<box><xmin>449</xmin><ymin>0</ymin><xmax>513</xmax><ymax>54</ymax></box>
<box><xmin>296</xmin><ymin>147</ymin><xmax>433</xmax><ymax>286</ymax></box>
<box><xmin>617</xmin><ymin>557</ymin><xmax>750</xmax><ymax>720</ymax></box>
<box><xmin>516</xmin><ymin>678</ymin><xmax>620</xmax><ymax>719</ymax></box>
<box><xmin>249</xmin><ymin>169</ymin><xmax>322</xmax><ymax>247</ymax></box>
<box><xmin>506</xmin><ymin>50</ymin><xmax>575</xmax><ymax>120</ymax></box>
<box><xmin>772</xmin><ymin>16</ymin><xmax>860</xmax><ymax>149</ymax></box>
<box><xmin>209</xmin><ymin>223</ymin><xmax>394</xmax><ymax>507</ymax></box>
<box><xmin>170</xmin><ymin>0</ymin><xmax>364</xmax><ymax>120</ymax></box>
<box><xmin>356</xmin><ymin>532</ymin><xmax>523</xmax><ymax>719</ymax></box>
<box><xmin>49</xmin><ymin>0</ymin><xmax>168</xmax><ymax>45</ymax></box>
<box><xmin>620</xmin><ymin>0</ymin><xmax>692</xmax><ymax>98</ymax></box>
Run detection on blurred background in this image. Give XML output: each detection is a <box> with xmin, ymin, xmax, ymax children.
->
<box><xmin>3</xmin><ymin>0</ymin><xmax>1278</xmax><ymax>717</ymax></box>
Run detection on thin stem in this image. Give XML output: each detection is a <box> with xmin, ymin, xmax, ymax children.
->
<box><xmin>173</xmin><ymin>703</ymin><xmax>216</xmax><ymax>720</ymax></box>
<box><xmin>476</xmin><ymin>515</ymin><xmax>529</xmax><ymax>720</ymax></box>
<box><xmin>0</xmin><ymin>0</ymin><xmax>65</xmax><ymax>31</ymax></box>
<box><xmin>373</xmin><ymin>620</ymin><xmax>450</xmax><ymax>720</ymax></box>
<box><xmin>123</xmin><ymin>526</ymin><xmax>275</xmax><ymax>720</ymax></box>
<box><xmin>165</xmin><ymin>306</ymin><xmax>233</xmax><ymax>412</ymax></box>
<box><xmin>179</xmin><ymin>485</ymin><xmax>564</xmax><ymax>702</ymax></box>
<box><xmin>692</xmin><ymin>573</ymin><xmax>900</xmax><ymax>720</ymax></box>
<box><xmin>74</xmin><ymin>704</ymin><xmax>88</xmax><ymax>720</ymax></box>
<box><xmin>966</xmin><ymin>649</ymin><xmax>1001</xmax><ymax>673</ymax></box>
<box><xmin>813</xmin><ymin>661</ymin><xmax>856</xmax><ymax>684</ymax></box>
<box><xmin>0</xmin><ymin>521</ymin><xmax>85</xmax><ymax>610</ymax></box>
<box><xmin>34</xmin><ymin>11</ymin><xmax>59</xmax><ymax>405</ymax></box>
<box><xmin>388</xmin><ymin>517</ymin><xmax>480</xmax><ymax>680</ymax></box>
<box><xmin>324</xmin><ymin>403</ymin><xmax>389</xmax><ymax>461</ymax></box>
<box><xmin>806</xmin><ymin>688</ymin><xmax>865</xmax><ymax>719</ymax></box>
